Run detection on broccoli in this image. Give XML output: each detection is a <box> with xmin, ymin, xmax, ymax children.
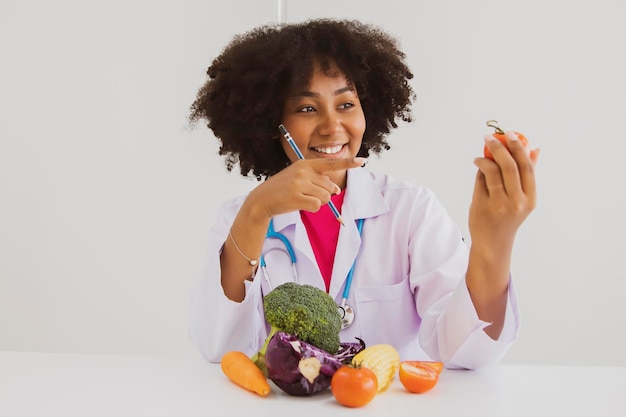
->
<box><xmin>252</xmin><ymin>282</ymin><xmax>342</xmax><ymax>374</ymax></box>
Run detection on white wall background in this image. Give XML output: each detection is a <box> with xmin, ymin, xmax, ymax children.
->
<box><xmin>1</xmin><ymin>0</ymin><xmax>625</xmax><ymax>366</ymax></box>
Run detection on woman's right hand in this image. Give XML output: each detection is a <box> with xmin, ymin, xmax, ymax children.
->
<box><xmin>246</xmin><ymin>157</ymin><xmax>367</xmax><ymax>219</ymax></box>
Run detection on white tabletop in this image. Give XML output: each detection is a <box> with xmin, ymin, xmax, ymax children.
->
<box><xmin>1</xmin><ymin>351</ymin><xmax>623</xmax><ymax>417</ymax></box>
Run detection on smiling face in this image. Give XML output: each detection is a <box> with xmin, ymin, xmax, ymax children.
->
<box><xmin>280</xmin><ymin>60</ymin><xmax>366</xmax><ymax>189</ymax></box>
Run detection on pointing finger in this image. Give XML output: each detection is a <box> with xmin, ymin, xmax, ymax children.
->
<box><xmin>312</xmin><ymin>157</ymin><xmax>368</xmax><ymax>173</ymax></box>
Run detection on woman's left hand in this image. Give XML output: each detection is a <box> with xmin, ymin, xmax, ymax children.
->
<box><xmin>469</xmin><ymin>130</ymin><xmax>540</xmax><ymax>250</ymax></box>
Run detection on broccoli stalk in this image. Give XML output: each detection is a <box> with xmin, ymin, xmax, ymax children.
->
<box><xmin>251</xmin><ymin>326</ymin><xmax>277</xmax><ymax>377</ymax></box>
<box><xmin>251</xmin><ymin>282</ymin><xmax>342</xmax><ymax>376</ymax></box>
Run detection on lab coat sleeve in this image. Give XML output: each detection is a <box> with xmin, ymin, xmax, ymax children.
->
<box><xmin>409</xmin><ymin>188</ymin><xmax>520</xmax><ymax>369</ymax></box>
<box><xmin>435</xmin><ymin>278</ymin><xmax>519</xmax><ymax>369</ymax></box>
<box><xmin>187</xmin><ymin>199</ymin><xmax>268</xmax><ymax>363</ymax></box>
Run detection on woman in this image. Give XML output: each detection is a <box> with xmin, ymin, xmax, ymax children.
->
<box><xmin>187</xmin><ymin>18</ymin><xmax>539</xmax><ymax>369</ymax></box>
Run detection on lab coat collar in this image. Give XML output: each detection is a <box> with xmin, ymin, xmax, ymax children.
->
<box><xmin>342</xmin><ymin>167</ymin><xmax>389</xmax><ymax>221</ymax></box>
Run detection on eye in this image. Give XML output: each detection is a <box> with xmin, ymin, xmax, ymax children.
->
<box><xmin>339</xmin><ymin>102</ymin><xmax>355</xmax><ymax>110</ymax></box>
<box><xmin>297</xmin><ymin>105</ymin><xmax>316</xmax><ymax>113</ymax></box>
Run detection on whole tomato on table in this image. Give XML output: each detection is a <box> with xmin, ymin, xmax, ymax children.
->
<box><xmin>331</xmin><ymin>365</ymin><xmax>378</xmax><ymax>408</ymax></box>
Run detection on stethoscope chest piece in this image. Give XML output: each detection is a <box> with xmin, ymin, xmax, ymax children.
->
<box><xmin>338</xmin><ymin>304</ymin><xmax>355</xmax><ymax>329</ymax></box>
<box><xmin>261</xmin><ymin>217</ymin><xmax>364</xmax><ymax>331</ymax></box>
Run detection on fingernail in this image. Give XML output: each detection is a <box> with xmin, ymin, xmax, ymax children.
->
<box><xmin>484</xmin><ymin>135</ymin><xmax>496</xmax><ymax>143</ymax></box>
<box><xmin>334</xmin><ymin>185</ymin><xmax>341</xmax><ymax>195</ymax></box>
<box><xmin>505</xmin><ymin>130</ymin><xmax>519</xmax><ymax>141</ymax></box>
<box><xmin>355</xmin><ymin>157</ymin><xmax>368</xmax><ymax>167</ymax></box>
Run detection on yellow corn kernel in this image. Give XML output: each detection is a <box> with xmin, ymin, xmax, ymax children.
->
<box><xmin>351</xmin><ymin>344</ymin><xmax>400</xmax><ymax>392</ymax></box>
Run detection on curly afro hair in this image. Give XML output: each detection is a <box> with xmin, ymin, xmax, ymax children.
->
<box><xmin>189</xmin><ymin>18</ymin><xmax>415</xmax><ymax>180</ymax></box>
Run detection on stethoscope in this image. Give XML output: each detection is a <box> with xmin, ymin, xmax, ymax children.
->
<box><xmin>260</xmin><ymin>218</ymin><xmax>364</xmax><ymax>330</ymax></box>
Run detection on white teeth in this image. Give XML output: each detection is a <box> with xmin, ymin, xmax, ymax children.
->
<box><xmin>313</xmin><ymin>145</ymin><xmax>343</xmax><ymax>154</ymax></box>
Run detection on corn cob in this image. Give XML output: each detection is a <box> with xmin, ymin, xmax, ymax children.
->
<box><xmin>350</xmin><ymin>344</ymin><xmax>400</xmax><ymax>392</ymax></box>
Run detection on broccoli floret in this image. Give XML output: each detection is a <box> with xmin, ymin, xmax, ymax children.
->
<box><xmin>264</xmin><ymin>282</ymin><xmax>342</xmax><ymax>353</ymax></box>
<box><xmin>252</xmin><ymin>282</ymin><xmax>342</xmax><ymax>374</ymax></box>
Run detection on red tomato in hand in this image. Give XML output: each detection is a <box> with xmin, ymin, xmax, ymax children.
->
<box><xmin>399</xmin><ymin>361</ymin><xmax>441</xmax><ymax>394</ymax></box>
<box><xmin>484</xmin><ymin>120</ymin><xmax>529</xmax><ymax>160</ymax></box>
<box><xmin>331</xmin><ymin>365</ymin><xmax>378</xmax><ymax>408</ymax></box>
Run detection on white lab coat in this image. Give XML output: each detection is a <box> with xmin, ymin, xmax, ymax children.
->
<box><xmin>188</xmin><ymin>167</ymin><xmax>519</xmax><ymax>369</ymax></box>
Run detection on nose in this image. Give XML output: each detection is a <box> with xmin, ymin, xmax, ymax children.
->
<box><xmin>317</xmin><ymin>110</ymin><xmax>344</xmax><ymax>136</ymax></box>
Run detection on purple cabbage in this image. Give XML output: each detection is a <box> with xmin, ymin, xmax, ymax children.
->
<box><xmin>264</xmin><ymin>331</ymin><xmax>365</xmax><ymax>396</ymax></box>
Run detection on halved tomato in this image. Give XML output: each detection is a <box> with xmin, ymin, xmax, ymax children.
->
<box><xmin>398</xmin><ymin>361</ymin><xmax>441</xmax><ymax>394</ymax></box>
<box><xmin>402</xmin><ymin>360</ymin><xmax>444</xmax><ymax>375</ymax></box>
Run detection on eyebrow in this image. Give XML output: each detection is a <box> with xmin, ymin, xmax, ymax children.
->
<box><xmin>290</xmin><ymin>86</ymin><xmax>356</xmax><ymax>100</ymax></box>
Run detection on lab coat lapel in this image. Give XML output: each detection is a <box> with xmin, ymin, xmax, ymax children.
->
<box><xmin>327</xmin><ymin>168</ymin><xmax>389</xmax><ymax>299</ymax></box>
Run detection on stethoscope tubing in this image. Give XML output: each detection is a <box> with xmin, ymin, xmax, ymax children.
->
<box><xmin>260</xmin><ymin>218</ymin><xmax>364</xmax><ymax>301</ymax></box>
<box><xmin>340</xmin><ymin>218</ymin><xmax>364</xmax><ymax>307</ymax></box>
<box><xmin>260</xmin><ymin>219</ymin><xmax>298</xmax><ymax>289</ymax></box>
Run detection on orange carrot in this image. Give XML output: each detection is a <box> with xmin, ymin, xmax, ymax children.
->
<box><xmin>220</xmin><ymin>351</ymin><xmax>271</xmax><ymax>397</ymax></box>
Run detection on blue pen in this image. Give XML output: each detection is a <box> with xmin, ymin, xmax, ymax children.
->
<box><xmin>278</xmin><ymin>124</ymin><xmax>345</xmax><ymax>226</ymax></box>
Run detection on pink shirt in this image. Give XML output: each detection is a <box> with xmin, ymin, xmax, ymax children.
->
<box><xmin>299</xmin><ymin>190</ymin><xmax>346</xmax><ymax>292</ymax></box>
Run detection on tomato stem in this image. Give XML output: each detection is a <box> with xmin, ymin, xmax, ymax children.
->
<box><xmin>486</xmin><ymin>119</ymin><xmax>505</xmax><ymax>134</ymax></box>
